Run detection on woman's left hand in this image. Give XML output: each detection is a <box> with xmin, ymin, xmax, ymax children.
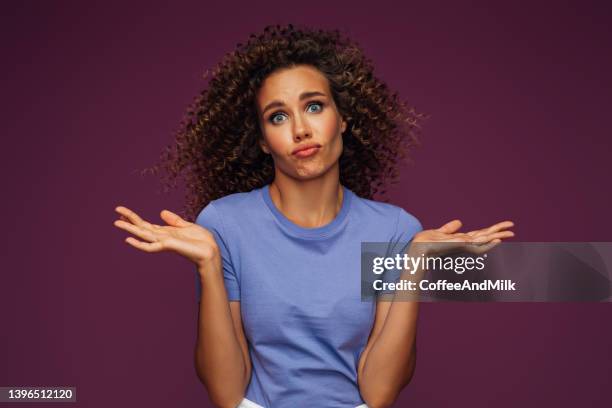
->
<box><xmin>411</xmin><ymin>219</ymin><xmax>515</xmax><ymax>256</ymax></box>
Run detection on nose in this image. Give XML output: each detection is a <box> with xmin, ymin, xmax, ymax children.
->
<box><xmin>292</xmin><ymin>111</ymin><xmax>311</xmax><ymax>143</ymax></box>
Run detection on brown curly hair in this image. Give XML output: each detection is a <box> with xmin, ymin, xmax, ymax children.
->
<box><xmin>146</xmin><ymin>24</ymin><xmax>424</xmax><ymax>221</ymax></box>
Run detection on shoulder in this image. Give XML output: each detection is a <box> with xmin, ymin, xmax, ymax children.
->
<box><xmin>351</xmin><ymin>193</ymin><xmax>422</xmax><ymax>231</ymax></box>
<box><xmin>195</xmin><ymin>188</ymin><xmax>262</xmax><ymax>230</ymax></box>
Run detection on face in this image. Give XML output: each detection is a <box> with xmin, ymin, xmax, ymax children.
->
<box><xmin>256</xmin><ymin>65</ymin><xmax>347</xmax><ymax>180</ymax></box>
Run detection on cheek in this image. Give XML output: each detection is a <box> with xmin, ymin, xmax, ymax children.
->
<box><xmin>262</xmin><ymin>127</ymin><xmax>291</xmax><ymax>153</ymax></box>
<box><xmin>314</xmin><ymin>112</ymin><xmax>343</xmax><ymax>141</ymax></box>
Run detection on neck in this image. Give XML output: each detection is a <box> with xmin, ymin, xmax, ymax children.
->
<box><xmin>269</xmin><ymin>164</ymin><xmax>343</xmax><ymax>229</ymax></box>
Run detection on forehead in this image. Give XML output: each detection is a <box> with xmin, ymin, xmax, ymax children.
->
<box><xmin>256</xmin><ymin>65</ymin><xmax>331</xmax><ymax>105</ymax></box>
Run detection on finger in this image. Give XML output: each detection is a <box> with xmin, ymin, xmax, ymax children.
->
<box><xmin>484</xmin><ymin>221</ymin><xmax>514</xmax><ymax>234</ymax></box>
<box><xmin>488</xmin><ymin>230</ymin><xmax>515</xmax><ymax>241</ymax></box>
<box><xmin>476</xmin><ymin>238</ymin><xmax>502</xmax><ymax>253</ymax></box>
<box><xmin>437</xmin><ymin>219</ymin><xmax>462</xmax><ymax>234</ymax></box>
<box><xmin>125</xmin><ymin>237</ymin><xmax>164</xmax><ymax>253</ymax></box>
<box><xmin>464</xmin><ymin>239</ymin><xmax>502</xmax><ymax>255</ymax></box>
<box><xmin>115</xmin><ymin>206</ymin><xmax>151</xmax><ymax>228</ymax></box>
<box><xmin>472</xmin><ymin>230</ymin><xmax>515</xmax><ymax>243</ymax></box>
<box><xmin>114</xmin><ymin>219</ymin><xmax>157</xmax><ymax>242</ymax></box>
<box><xmin>438</xmin><ymin>233</ymin><xmax>474</xmax><ymax>243</ymax></box>
<box><xmin>160</xmin><ymin>209</ymin><xmax>190</xmax><ymax>227</ymax></box>
<box><xmin>467</xmin><ymin>221</ymin><xmax>514</xmax><ymax>237</ymax></box>
<box><xmin>466</xmin><ymin>228</ymin><xmax>489</xmax><ymax>237</ymax></box>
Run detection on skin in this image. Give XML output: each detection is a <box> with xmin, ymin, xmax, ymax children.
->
<box><xmin>113</xmin><ymin>64</ymin><xmax>515</xmax><ymax>408</ymax></box>
<box><xmin>256</xmin><ymin>64</ymin><xmax>347</xmax><ymax>228</ymax></box>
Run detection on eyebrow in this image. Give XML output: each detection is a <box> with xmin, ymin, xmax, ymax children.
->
<box><xmin>261</xmin><ymin>91</ymin><xmax>327</xmax><ymax>116</ymax></box>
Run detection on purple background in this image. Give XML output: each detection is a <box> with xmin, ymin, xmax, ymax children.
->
<box><xmin>2</xmin><ymin>1</ymin><xmax>611</xmax><ymax>407</ymax></box>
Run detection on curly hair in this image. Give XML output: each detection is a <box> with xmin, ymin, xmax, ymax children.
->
<box><xmin>146</xmin><ymin>24</ymin><xmax>424</xmax><ymax>221</ymax></box>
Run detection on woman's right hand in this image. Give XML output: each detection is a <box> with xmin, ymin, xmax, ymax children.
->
<box><xmin>113</xmin><ymin>206</ymin><xmax>219</xmax><ymax>269</ymax></box>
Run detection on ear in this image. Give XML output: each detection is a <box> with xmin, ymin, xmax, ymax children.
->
<box><xmin>341</xmin><ymin>118</ymin><xmax>347</xmax><ymax>134</ymax></box>
<box><xmin>259</xmin><ymin>138</ymin><xmax>270</xmax><ymax>154</ymax></box>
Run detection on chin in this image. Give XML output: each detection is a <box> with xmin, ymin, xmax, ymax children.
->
<box><xmin>292</xmin><ymin>162</ymin><xmax>333</xmax><ymax>179</ymax></box>
<box><xmin>293</xmin><ymin>170</ymin><xmax>324</xmax><ymax>179</ymax></box>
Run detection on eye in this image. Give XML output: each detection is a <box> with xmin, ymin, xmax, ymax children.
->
<box><xmin>269</xmin><ymin>112</ymin><xmax>287</xmax><ymax>125</ymax></box>
<box><xmin>267</xmin><ymin>101</ymin><xmax>324</xmax><ymax>125</ymax></box>
<box><xmin>306</xmin><ymin>101</ymin><xmax>324</xmax><ymax>113</ymax></box>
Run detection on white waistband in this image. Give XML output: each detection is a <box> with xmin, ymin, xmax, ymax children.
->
<box><xmin>237</xmin><ymin>398</ymin><xmax>369</xmax><ymax>408</ymax></box>
<box><xmin>237</xmin><ymin>398</ymin><xmax>265</xmax><ymax>408</ymax></box>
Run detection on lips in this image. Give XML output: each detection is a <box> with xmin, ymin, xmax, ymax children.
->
<box><xmin>292</xmin><ymin>143</ymin><xmax>321</xmax><ymax>155</ymax></box>
<box><xmin>294</xmin><ymin>146</ymin><xmax>320</xmax><ymax>158</ymax></box>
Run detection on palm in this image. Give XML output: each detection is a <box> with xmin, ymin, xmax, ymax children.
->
<box><xmin>413</xmin><ymin>219</ymin><xmax>514</xmax><ymax>255</ymax></box>
<box><xmin>113</xmin><ymin>206</ymin><xmax>218</xmax><ymax>266</ymax></box>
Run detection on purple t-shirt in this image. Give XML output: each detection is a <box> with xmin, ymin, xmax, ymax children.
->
<box><xmin>195</xmin><ymin>184</ymin><xmax>422</xmax><ymax>407</ymax></box>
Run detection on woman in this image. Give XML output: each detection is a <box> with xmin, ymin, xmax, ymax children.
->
<box><xmin>113</xmin><ymin>24</ymin><xmax>514</xmax><ymax>408</ymax></box>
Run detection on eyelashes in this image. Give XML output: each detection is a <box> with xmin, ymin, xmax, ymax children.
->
<box><xmin>268</xmin><ymin>101</ymin><xmax>325</xmax><ymax>125</ymax></box>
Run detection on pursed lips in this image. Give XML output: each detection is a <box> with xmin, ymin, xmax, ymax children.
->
<box><xmin>292</xmin><ymin>143</ymin><xmax>321</xmax><ymax>155</ymax></box>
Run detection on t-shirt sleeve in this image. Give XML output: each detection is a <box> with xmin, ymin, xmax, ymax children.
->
<box><xmin>390</xmin><ymin>207</ymin><xmax>423</xmax><ymax>256</ymax></box>
<box><xmin>379</xmin><ymin>207</ymin><xmax>423</xmax><ymax>296</ymax></box>
<box><xmin>194</xmin><ymin>202</ymin><xmax>240</xmax><ymax>301</ymax></box>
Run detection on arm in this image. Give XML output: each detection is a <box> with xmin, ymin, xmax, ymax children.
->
<box><xmin>357</xmin><ymin>250</ymin><xmax>420</xmax><ymax>408</ymax></box>
<box><xmin>357</xmin><ymin>219</ymin><xmax>515</xmax><ymax>407</ymax></box>
<box><xmin>195</xmin><ymin>255</ymin><xmax>252</xmax><ymax>408</ymax></box>
<box><xmin>111</xmin><ymin>205</ymin><xmax>251</xmax><ymax>408</ymax></box>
